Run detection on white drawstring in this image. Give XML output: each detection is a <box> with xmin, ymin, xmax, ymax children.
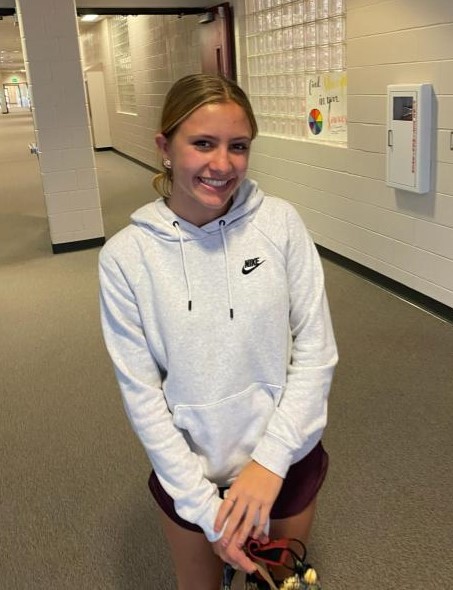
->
<box><xmin>172</xmin><ymin>219</ymin><xmax>234</xmax><ymax>319</ymax></box>
<box><xmin>219</xmin><ymin>220</ymin><xmax>234</xmax><ymax>320</ymax></box>
<box><xmin>173</xmin><ymin>221</ymin><xmax>192</xmax><ymax>311</ymax></box>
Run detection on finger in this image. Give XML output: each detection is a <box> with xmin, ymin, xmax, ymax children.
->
<box><xmin>236</xmin><ymin>554</ymin><xmax>257</xmax><ymax>574</ymax></box>
<box><xmin>251</xmin><ymin>511</ymin><xmax>271</xmax><ymax>540</ymax></box>
<box><xmin>221</xmin><ymin>504</ymin><xmax>245</xmax><ymax>547</ymax></box>
<box><xmin>251</xmin><ymin>504</ymin><xmax>271</xmax><ymax>540</ymax></box>
<box><xmin>251</xmin><ymin>521</ymin><xmax>269</xmax><ymax>540</ymax></box>
<box><xmin>236</xmin><ymin>504</ymin><xmax>262</xmax><ymax>546</ymax></box>
<box><xmin>214</xmin><ymin>497</ymin><xmax>236</xmax><ymax>532</ymax></box>
<box><xmin>225</xmin><ymin>543</ymin><xmax>257</xmax><ymax>574</ymax></box>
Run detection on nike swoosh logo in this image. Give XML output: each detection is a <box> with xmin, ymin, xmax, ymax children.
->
<box><xmin>242</xmin><ymin>261</ymin><xmax>265</xmax><ymax>275</ymax></box>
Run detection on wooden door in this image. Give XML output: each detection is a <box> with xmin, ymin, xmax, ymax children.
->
<box><xmin>198</xmin><ymin>3</ymin><xmax>236</xmax><ymax>80</ymax></box>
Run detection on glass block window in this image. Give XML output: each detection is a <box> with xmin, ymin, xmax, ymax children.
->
<box><xmin>246</xmin><ymin>0</ymin><xmax>346</xmax><ymax>142</ymax></box>
<box><xmin>110</xmin><ymin>16</ymin><xmax>137</xmax><ymax>115</ymax></box>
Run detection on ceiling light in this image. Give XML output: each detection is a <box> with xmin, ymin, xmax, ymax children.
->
<box><xmin>81</xmin><ymin>14</ymin><xmax>100</xmax><ymax>23</ymax></box>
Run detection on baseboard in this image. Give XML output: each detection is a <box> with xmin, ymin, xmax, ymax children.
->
<box><xmin>111</xmin><ymin>148</ymin><xmax>160</xmax><ymax>175</ymax></box>
<box><xmin>52</xmin><ymin>237</ymin><xmax>105</xmax><ymax>254</ymax></box>
<box><xmin>317</xmin><ymin>245</ymin><xmax>453</xmax><ymax>324</ymax></box>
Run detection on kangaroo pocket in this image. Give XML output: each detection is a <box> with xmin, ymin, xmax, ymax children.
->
<box><xmin>173</xmin><ymin>382</ymin><xmax>283</xmax><ymax>482</ymax></box>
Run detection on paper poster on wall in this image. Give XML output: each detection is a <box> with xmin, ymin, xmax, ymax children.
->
<box><xmin>305</xmin><ymin>72</ymin><xmax>347</xmax><ymax>142</ymax></box>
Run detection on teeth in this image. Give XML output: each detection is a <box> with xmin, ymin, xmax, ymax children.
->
<box><xmin>200</xmin><ymin>177</ymin><xmax>229</xmax><ymax>187</ymax></box>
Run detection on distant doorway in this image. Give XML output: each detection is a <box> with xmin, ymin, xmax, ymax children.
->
<box><xmin>3</xmin><ymin>83</ymin><xmax>31</xmax><ymax>112</ymax></box>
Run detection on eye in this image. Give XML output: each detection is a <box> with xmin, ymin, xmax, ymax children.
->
<box><xmin>230</xmin><ymin>142</ymin><xmax>250</xmax><ymax>153</ymax></box>
<box><xmin>193</xmin><ymin>140</ymin><xmax>213</xmax><ymax>150</ymax></box>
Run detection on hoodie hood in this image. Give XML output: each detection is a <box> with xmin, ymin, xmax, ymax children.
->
<box><xmin>130</xmin><ymin>178</ymin><xmax>263</xmax><ymax>240</ymax></box>
<box><xmin>130</xmin><ymin>178</ymin><xmax>264</xmax><ymax>320</ymax></box>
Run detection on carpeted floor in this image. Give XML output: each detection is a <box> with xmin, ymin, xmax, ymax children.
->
<box><xmin>1</xmin><ymin>112</ymin><xmax>452</xmax><ymax>589</ymax></box>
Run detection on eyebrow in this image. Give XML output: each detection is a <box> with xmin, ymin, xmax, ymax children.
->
<box><xmin>188</xmin><ymin>134</ymin><xmax>251</xmax><ymax>142</ymax></box>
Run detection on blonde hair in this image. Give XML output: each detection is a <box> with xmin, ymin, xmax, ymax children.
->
<box><xmin>153</xmin><ymin>74</ymin><xmax>258</xmax><ymax>198</ymax></box>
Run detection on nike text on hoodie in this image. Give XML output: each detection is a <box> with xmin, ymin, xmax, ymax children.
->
<box><xmin>99</xmin><ymin>178</ymin><xmax>338</xmax><ymax>541</ymax></box>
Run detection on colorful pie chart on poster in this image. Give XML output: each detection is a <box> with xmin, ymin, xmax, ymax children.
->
<box><xmin>308</xmin><ymin>108</ymin><xmax>323</xmax><ymax>135</ymax></box>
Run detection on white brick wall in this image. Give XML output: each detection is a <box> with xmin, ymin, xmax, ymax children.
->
<box><xmin>80</xmin><ymin>15</ymin><xmax>201</xmax><ymax>170</ymax></box>
<box><xmin>236</xmin><ymin>0</ymin><xmax>453</xmax><ymax>308</ymax></box>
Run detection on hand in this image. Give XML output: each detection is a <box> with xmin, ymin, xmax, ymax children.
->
<box><xmin>214</xmin><ymin>461</ymin><xmax>283</xmax><ymax>550</ymax></box>
<box><xmin>212</xmin><ymin>534</ymin><xmax>257</xmax><ymax>574</ymax></box>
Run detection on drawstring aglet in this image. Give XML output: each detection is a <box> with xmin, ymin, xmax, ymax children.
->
<box><xmin>230</xmin><ymin>308</ymin><xmax>234</xmax><ymax>320</ymax></box>
<box><xmin>188</xmin><ymin>300</ymin><xmax>192</xmax><ymax>311</ymax></box>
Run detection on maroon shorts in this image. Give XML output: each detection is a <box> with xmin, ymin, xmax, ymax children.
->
<box><xmin>148</xmin><ymin>441</ymin><xmax>329</xmax><ymax>533</ymax></box>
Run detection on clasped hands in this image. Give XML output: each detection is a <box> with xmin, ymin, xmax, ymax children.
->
<box><xmin>212</xmin><ymin>460</ymin><xmax>283</xmax><ymax>573</ymax></box>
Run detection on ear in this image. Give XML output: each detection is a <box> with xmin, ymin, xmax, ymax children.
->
<box><xmin>155</xmin><ymin>133</ymin><xmax>169</xmax><ymax>157</ymax></box>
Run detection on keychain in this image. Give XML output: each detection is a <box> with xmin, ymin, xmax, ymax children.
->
<box><xmin>222</xmin><ymin>537</ymin><xmax>322</xmax><ymax>590</ymax></box>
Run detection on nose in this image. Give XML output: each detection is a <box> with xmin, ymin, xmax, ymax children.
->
<box><xmin>210</xmin><ymin>146</ymin><xmax>232</xmax><ymax>174</ymax></box>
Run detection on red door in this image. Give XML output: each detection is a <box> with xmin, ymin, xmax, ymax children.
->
<box><xmin>198</xmin><ymin>3</ymin><xmax>236</xmax><ymax>80</ymax></box>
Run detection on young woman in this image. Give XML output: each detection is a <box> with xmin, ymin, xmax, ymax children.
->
<box><xmin>99</xmin><ymin>74</ymin><xmax>338</xmax><ymax>590</ymax></box>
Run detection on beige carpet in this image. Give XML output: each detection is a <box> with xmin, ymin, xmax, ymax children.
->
<box><xmin>1</xmin><ymin>112</ymin><xmax>452</xmax><ymax>589</ymax></box>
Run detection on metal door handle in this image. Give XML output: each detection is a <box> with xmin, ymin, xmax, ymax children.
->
<box><xmin>28</xmin><ymin>143</ymin><xmax>41</xmax><ymax>156</ymax></box>
<box><xmin>387</xmin><ymin>130</ymin><xmax>393</xmax><ymax>147</ymax></box>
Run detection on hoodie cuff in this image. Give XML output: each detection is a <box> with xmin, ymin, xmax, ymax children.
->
<box><xmin>178</xmin><ymin>493</ymin><xmax>224</xmax><ymax>542</ymax></box>
<box><xmin>251</xmin><ymin>432</ymin><xmax>294</xmax><ymax>479</ymax></box>
<box><xmin>202</xmin><ymin>495</ymin><xmax>225</xmax><ymax>542</ymax></box>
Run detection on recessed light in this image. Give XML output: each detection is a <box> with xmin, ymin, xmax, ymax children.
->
<box><xmin>81</xmin><ymin>14</ymin><xmax>100</xmax><ymax>23</ymax></box>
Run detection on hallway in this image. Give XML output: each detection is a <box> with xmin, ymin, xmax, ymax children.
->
<box><xmin>1</xmin><ymin>112</ymin><xmax>452</xmax><ymax>589</ymax></box>
<box><xmin>0</xmin><ymin>110</ymin><xmax>49</xmax><ymax>263</ymax></box>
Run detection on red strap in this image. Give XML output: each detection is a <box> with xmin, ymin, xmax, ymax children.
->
<box><xmin>246</xmin><ymin>538</ymin><xmax>293</xmax><ymax>567</ymax></box>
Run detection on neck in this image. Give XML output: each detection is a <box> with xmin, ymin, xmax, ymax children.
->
<box><xmin>166</xmin><ymin>197</ymin><xmax>233</xmax><ymax>227</ymax></box>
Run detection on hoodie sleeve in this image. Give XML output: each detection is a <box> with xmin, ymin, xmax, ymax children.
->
<box><xmin>251</xmin><ymin>204</ymin><xmax>338</xmax><ymax>478</ymax></box>
<box><xmin>99</xmin><ymin>244</ymin><xmax>223</xmax><ymax>541</ymax></box>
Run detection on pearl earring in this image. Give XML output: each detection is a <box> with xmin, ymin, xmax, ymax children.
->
<box><xmin>163</xmin><ymin>158</ymin><xmax>171</xmax><ymax>169</ymax></box>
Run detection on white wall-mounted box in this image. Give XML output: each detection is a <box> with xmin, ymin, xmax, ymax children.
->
<box><xmin>386</xmin><ymin>84</ymin><xmax>432</xmax><ymax>194</ymax></box>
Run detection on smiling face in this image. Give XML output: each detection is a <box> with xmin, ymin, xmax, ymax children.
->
<box><xmin>156</xmin><ymin>101</ymin><xmax>253</xmax><ymax>227</ymax></box>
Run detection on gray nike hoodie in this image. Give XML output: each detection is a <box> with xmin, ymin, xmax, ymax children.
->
<box><xmin>99</xmin><ymin>178</ymin><xmax>338</xmax><ymax>541</ymax></box>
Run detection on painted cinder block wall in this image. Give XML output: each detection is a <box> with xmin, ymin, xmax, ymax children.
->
<box><xmin>81</xmin><ymin>1</ymin><xmax>453</xmax><ymax>308</ymax></box>
<box><xmin>16</xmin><ymin>0</ymin><xmax>104</xmax><ymax>250</ymax></box>
<box><xmin>80</xmin><ymin>15</ymin><xmax>201</xmax><ymax>169</ymax></box>
<box><xmin>234</xmin><ymin>0</ymin><xmax>453</xmax><ymax>308</ymax></box>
